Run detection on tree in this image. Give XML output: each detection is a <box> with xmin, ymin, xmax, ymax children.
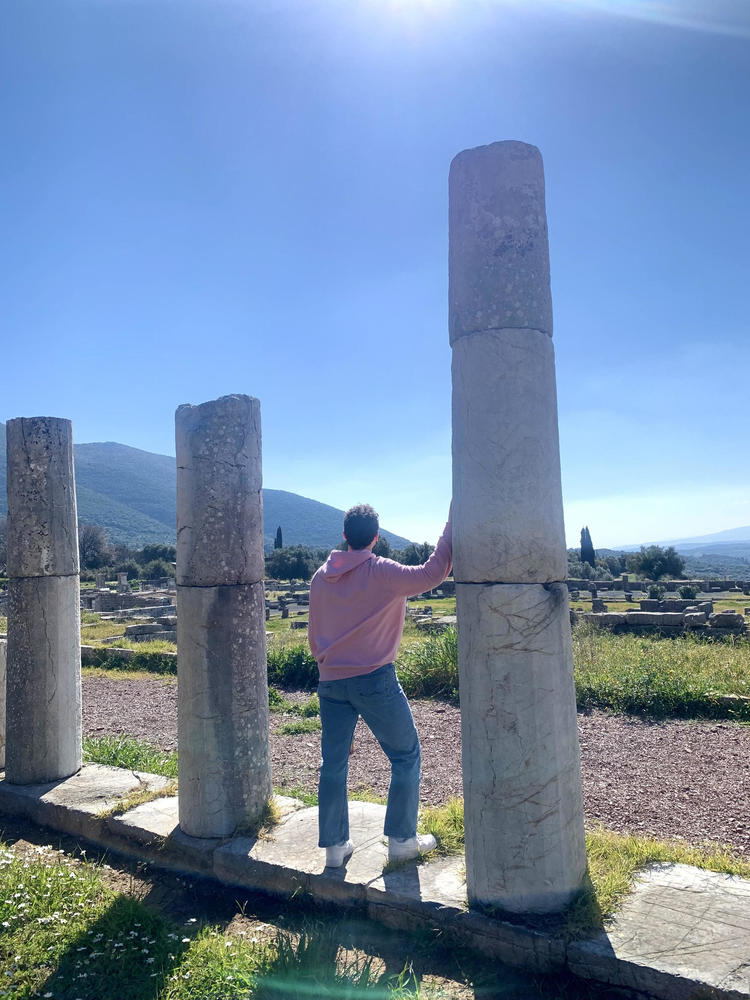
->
<box><xmin>372</xmin><ymin>536</ymin><xmax>392</xmax><ymax>558</ymax></box>
<box><xmin>78</xmin><ymin>522</ymin><xmax>112</xmax><ymax>570</ymax></box>
<box><xmin>628</xmin><ymin>545</ymin><xmax>685</xmax><ymax>581</ymax></box>
<box><xmin>580</xmin><ymin>526</ymin><xmax>596</xmax><ymax>568</ymax></box>
<box><xmin>396</xmin><ymin>542</ymin><xmax>435</xmax><ymax>566</ymax></box>
<box><xmin>274</xmin><ymin>526</ymin><xmax>283</xmax><ymax>549</ymax></box>
<box><xmin>115</xmin><ymin>559</ymin><xmax>141</xmax><ymax>581</ymax></box>
<box><xmin>138</xmin><ymin>543</ymin><xmax>176</xmax><ymax>565</ymax></box>
<box><xmin>265</xmin><ymin>546</ymin><xmax>318</xmax><ymax>583</ymax></box>
<box><xmin>142</xmin><ymin>559</ymin><xmax>174</xmax><ymax>580</ymax></box>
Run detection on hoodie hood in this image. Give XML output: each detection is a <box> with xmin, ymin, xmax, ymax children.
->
<box><xmin>317</xmin><ymin>548</ymin><xmax>374</xmax><ymax>581</ymax></box>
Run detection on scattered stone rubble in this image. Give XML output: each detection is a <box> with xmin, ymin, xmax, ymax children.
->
<box><xmin>572</xmin><ymin>598</ymin><xmax>747</xmax><ymax>637</ymax></box>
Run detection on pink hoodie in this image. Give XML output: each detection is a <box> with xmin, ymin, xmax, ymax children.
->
<box><xmin>308</xmin><ymin>521</ymin><xmax>452</xmax><ymax>681</ymax></box>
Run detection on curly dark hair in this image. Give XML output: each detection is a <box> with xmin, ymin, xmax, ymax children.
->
<box><xmin>343</xmin><ymin>503</ymin><xmax>379</xmax><ymax>550</ymax></box>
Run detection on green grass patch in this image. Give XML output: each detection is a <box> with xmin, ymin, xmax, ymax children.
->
<box><xmin>573</xmin><ymin>623</ymin><xmax>750</xmax><ymax>719</ymax></box>
<box><xmin>108</xmin><ymin>637</ymin><xmax>178</xmax><ymax>654</ymax></box>
<box><xmin>268</xmin><ymin>686</ymin><xmax>319</xmax><ymax>717</ymax></box>
<box><xmin>83</xmin><ymin>735</ymin><xmax>178</xmax><ymax>777</ymax></box>
<box><xmin>350</xmin><ymin>786</ymin><xmax>387</xmax><ymax>805</ymax></box>
<box><xmin>276</xmin><ymin>785</ymin><xmax>319</xmax><ymax>806</ymax></box>
<box><xmin>397</xmin><ymin>627</ymin><xmax>459</xmax><ymax>703</ymax></box>
<box><xmin>267</xmin><ymin>639</ymin><xmax>318</xmax><ymax>690</ymax></box>
<box><xmin>0</xmin><ymin>615</ymin><xmax>7</xmax><ymax>633</ymax></box>
<box><xmin>278</xmin><ymin>717</ymin><xmax>322</xmax><ymax>736</ymax></box>
<box><xmin>91</xmin><ymin>649</ymin><xmax>177</xmax><ymax>675</ymax></box>
<box><xmin>0</xmin><ymin>841</ymin><xmax>422</xmax><ymax>999</ymax></box>
<box><xmin>419</xmin><ymin>798</ymin><xmax>465</xmax><ymax>856</ymax></box>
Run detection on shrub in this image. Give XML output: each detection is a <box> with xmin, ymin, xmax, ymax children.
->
<box><xmin>267</xmin><ymin>642</ymin><xmax>318</xmax><ymax>690</ymax></box>
<box><xmin>647</xmin><ymin>584</ymin><xmax>665</xmax><ymax>600</ymax></box>
<box><xmin>396</xmin><ymin>627</ymin><xmax>459</xmax><ymax>703</ymax></box>
<box><xmin>115</xmin><ymin>559</ymin><xmax>141</xmax><ymax>580</ymax></box>
<box><xmin>679</xmin><ymin>584</ymin><xmax>699</xmax><ymax>600</ymax></box>
<box><xmin>141</xmin><ymin>559</ymin><xmax>173</xmax><ymax>580</ymax></box>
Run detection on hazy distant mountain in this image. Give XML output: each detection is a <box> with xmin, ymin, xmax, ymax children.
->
<box><xmin>617</xmin><ymin>525</ymin><xmax>750</xmax><ymax>558</ymax></box>
<box><xmin>0</xmin><ymin>423</ymin><xmax>412</xmax><ymax>550</ymax></box>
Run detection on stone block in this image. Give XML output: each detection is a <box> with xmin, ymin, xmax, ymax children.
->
<box><xmin>583</xmin><ymin>613</ymin><xmax>627</xmax><ymax>627</ymax></box>
<box><xmin>5</xmin><ymin>417</ymin><xmax>79</xmax><ymax>577</ymax></box>
<box><xmin>177</xmin><ymin>582</ymin><xmax>272</xmax><ymax>838</ymax></box>
<box><xmin>451</xmin><ymin>329</ymin><xmax>567</xmax><ymax>583</ymax></box>
<box><xmin>626</xmin><ymin>612</ymin><xmax>667</xmax><ymax>625</ymax></box>
<box><xmin>709</xmin><ymin>611</ymin><xmax>744</xmax><ymax>628</ymax></box>
<box><xmin>176</xmin><ymin>394</ymin><xmax>264</xmax><ymax>587</ymax></box>
<box><xmin>449</xmin><ymin>140</ymin><xmax>552</xmax><ymax>342</ymax></box>
<box><xmin>0</xmin><ymin>763</ymin><xmax>169</xmax><ymax>841</ymax></box>
<box><xmin>684</xmin><ymin>612</ymin><xmax>708</xmax><ymax>626</ymax></box>
<box><xmin>456</xmin><ymin>582</ymin><xmax>586</xmax><ymax>913</ymax></box>
<box><xmin>5</xmin><ymin>575</ymin><xmax>81</xmax><ymax>784</ymax></box>
<box><xmin>569</xmin><ymin>863</ymin><xmax>750</xmax><ymax>1000</ymax></box>
<box><xmin>124</xmin><ymin>623</ymin><xmax>163</xmax><ymax>636</ymax></box>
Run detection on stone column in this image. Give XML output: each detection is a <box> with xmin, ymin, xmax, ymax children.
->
<box><xmin>176</xmin><ymin>394</ymin><xmax>272</xmax><ymax>838</ymax></box>
<box><xmin>450</xmin><ymin>141</ymin><xmax>586</xmax><ymax>913</ymax></box>
<box><xmin>5</xmin><ymin>418</ymin><xmax>82</xmax><ymax>784</ymax></box>
<box><xmin>0</xmin><ymin>638</ymin><xmax>6</xmax><ymax>771</ymax></box>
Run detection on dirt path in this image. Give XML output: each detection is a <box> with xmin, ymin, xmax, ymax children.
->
<box><xmin>82</xmin><ymin>674</ymin><xmax>750</xmax><ymax>858</ymax></box>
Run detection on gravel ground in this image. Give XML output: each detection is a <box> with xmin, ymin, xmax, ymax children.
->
<box><xmin>82</xmin><ymin>674</ymin><xmax>750</xmax><ymax>858</ymax></box>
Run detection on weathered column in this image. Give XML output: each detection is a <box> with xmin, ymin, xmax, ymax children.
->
<box><xmin>450</xmin><ymin>141</ymin><xmax>586</xmax><ymax>913</ymax></box>
<box><xmin>0</xmin><ymin>637</ymin><xmax>6</xmax><ymax>771</ymax></box>
<box><xmin>5</xmin><ymin>418</ymin><xmax>82</xmax><ymax>784</ymax></box>
<box><xmin>176</xmin><ymin>394</ymin><xmax>272</xmax><ymax>838</ymax></box>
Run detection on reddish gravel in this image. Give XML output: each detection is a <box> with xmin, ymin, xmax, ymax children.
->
<box><xmin>82</xmin><ymin>674</ymin><xmax>750</xmax><ymax>858</ymax></box>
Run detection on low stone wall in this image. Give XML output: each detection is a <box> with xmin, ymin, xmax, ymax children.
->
<box><xmin>573</xmin><ymin>609</ymin><xmax>747</xmax><ymax>638</ymax></box>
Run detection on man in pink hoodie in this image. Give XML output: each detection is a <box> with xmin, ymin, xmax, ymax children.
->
<box><xmin>308</xmin><ymin>503</ymin><xmax>452</xmax><ymax>868</ymax></box>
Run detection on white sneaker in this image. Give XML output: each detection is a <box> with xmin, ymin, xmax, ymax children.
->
<box><xmin>325</xmin><ymin>839</ymin><xmax>354</xmax><ymax>868</ymax></box>
<box><xmin>388</xmin><ymin>833</ymin><xmax>437</xmax><ymax>863</ymax></box>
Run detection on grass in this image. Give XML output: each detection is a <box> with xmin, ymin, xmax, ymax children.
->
<box><xmin>573</xmin><ymin>623</ymin><xmax>750</xmax><ymax>719</ymax></box>
<box><xmin>419</xmin><ymin>798</ymin><xmax>465</xmax><ymax>856</ymax></box>
<box><xmin>107</xmin><ymin>638</ymin><xmax>178</xmax><ymax>654</ymax></box>
<box><xmin>267</xmin><ymin>637</ymin><xmax>318</xmax><ymax>690</ymax></box>
<box><xmin>396</xmin><ymin>628</ymin><xmax>459</xmax><ymax>703</ymax></box>
<box><xmin>0</xmin><ymin>841</ymin><xmax>426</xmax><ymax>999</ymax></box>
<box><xmin>83</xmin><ymin>735</ymin><xmax>178</xmax><ymax>778</ymax></box>
<box><xmin>268</xmin><ymin>686</ymin><xmax>319</xmax><ymax>716</ymax></box>
<box><xmin>278</xmin><ymin>717</ymin><xmax>322</xmax><ymax>736</ymax></box>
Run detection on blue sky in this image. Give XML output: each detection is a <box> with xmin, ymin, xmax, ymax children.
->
<box><xmin>2</xmin><ymin>0</ymin><xmax>748</xmax><ymax>548</ymax></box>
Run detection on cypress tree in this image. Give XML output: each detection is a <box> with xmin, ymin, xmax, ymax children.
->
<box><xmin>580</xmin><ymin>526</ymin><xmax>596</xmax><ymax>568</ymax></box>
<box><xmin>274</xmin><ymin>525</ymin><xmax>283</xmax><ymax>550</ymax></box>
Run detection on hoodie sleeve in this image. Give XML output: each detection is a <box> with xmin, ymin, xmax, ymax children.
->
<box><xmin>374</xmin><ymin>520</ymin><xmax>452</xmax><ymax>598</ymax></box>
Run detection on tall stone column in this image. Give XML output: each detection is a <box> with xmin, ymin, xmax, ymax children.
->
<box><xmin>176</xmin><ymin>394</ymin><xmax>272</xmax><ymax>838</ymax></box>
<box><xmin>5</xmin><ymin>418</ymin><xmax>82</xmax><ymax>784</ymax></box>
<box><xmin>450</xmin><ymin>141</ymin><xmax>586</xmax><ymax>913</ymax></box>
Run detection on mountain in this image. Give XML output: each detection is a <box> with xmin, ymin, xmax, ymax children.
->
<box><xmin>616</xmin><ymin>527</ymin><xmax>750</xmax><ymax>559</ymax></box>
<box><xmin>0</xmin><ymin>423</ymin><xmax>412</xmax><ymax>551</ymax></box>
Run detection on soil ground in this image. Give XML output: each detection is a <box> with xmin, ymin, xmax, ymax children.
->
<box><xmin>82</xmin><ymin>674</ymin><xmax>750</xmax><ymax>859</ymax></box>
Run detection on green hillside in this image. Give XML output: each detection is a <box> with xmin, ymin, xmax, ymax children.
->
<box><xmin>0</xmin><ymin>423</ymin><xmax>412</xmax><ymax>550</ymax></box>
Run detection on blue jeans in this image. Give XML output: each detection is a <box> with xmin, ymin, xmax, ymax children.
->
<box><xmin>317</xmin><ymin>663</ymin><xmax>421</xmax><ymax>847</ymax></box>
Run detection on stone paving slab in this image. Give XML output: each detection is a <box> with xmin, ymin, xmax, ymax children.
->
<box><xmin>0</xmin><ymin>763</ymin><xmax>170</xmax><ymax>839</ymax></box>
<box><xmin>2</xmin><ymin>766</ymin><xmax>750</xmax><ymax>995</ymax></box>
<box><xmin>568</xmin><ymin>863</ymin><xmax>750</xmax><ymax>1000</ymax></box>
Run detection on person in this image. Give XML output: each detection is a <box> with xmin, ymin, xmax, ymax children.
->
<box><xmin>308</xmin><ymin>503</ymin><xmax>452</xmax><ymax>868</ymax></box>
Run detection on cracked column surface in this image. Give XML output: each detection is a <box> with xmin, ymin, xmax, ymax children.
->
<box><xmin>175</xmin><ymin>394</ymin><xmax>272</xmax><ymax>838</ymax></box>
<box><xmin>450</xmin><ymin>141</ymin><xmax>586</xmax><ymax>913</ymax></box>
<box><xmin>5</xmin><ymin>417</ymin><xmax>82</xmax><ymax>784</ymax></box>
